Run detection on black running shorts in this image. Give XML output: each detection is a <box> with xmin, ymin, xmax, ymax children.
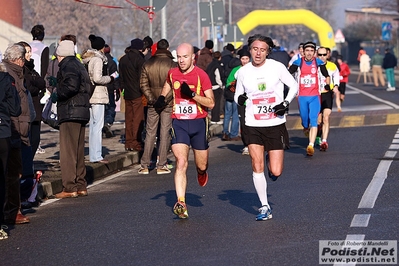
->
<box><xmin>245</xmin><ymin>123</ymin><xmax>289</xmax><ymax>151</ymax></box>
<box><xmin>320</xmin><ymin>90</ymin><xmax>333</xmax><ymax>111</ymax></box>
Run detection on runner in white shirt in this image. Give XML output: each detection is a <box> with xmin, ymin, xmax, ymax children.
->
<box><xmin>234</xmin><ymin>34</ymin><xmax>298</xmax><ymax>221</ymax></box>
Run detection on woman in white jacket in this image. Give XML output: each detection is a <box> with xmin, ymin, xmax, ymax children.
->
<box><xmin>82</xmin><ymin>35</ymin><xmax>114</xmax><ymax>163</ymax></box>
<box><xmin>359</xmin><ymin>50</ymin><xmax>371</xmax><ymax>84</ymax></box>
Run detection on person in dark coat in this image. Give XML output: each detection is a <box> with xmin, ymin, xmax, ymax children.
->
<box><xmin>54</xmin><ymin>40</ymin><xmax>92</xmax><ymax>199</ymax></box>
<box><xmin>382</xmin><ymin>48</ymin><xmax>397</xmax><ymax>91</ymax></box>
<box><xmin>196</xmin><ymin>40</ymin><xmax>213</xmax><ymax>71</ymax></box>
<box><xmin>119</xmin><ymin>38</ymin><xmax>148</xmax><ymax>151</ymax></box>
<box><xmin>2</xmin><ymin>43</ymin><xmax>32</xmax><ymax>224</ymax></box>
<box><xmin>103</xmin><ymin>44</ymin><xmax>120</xmax><ymax>138</ymax></box>
<box><xmin>0</xmin><ymin>62</ymin><xmax>21</xmax><ymax>239</ymax></box>
<box><xmin>206</xmin><ymin>51</ymin><xmax>225</xmax><ymax>124</ymax></box>
<box><xmin>17</xmin><ymin>41</ymin><xmax>46</xmax><ymax>208</ymax></box>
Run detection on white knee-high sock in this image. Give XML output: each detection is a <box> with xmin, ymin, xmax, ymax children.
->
<box><xmin>253</xmin><ymin>172</ymin><xmax>269</xmax><ymax>207</ymax></box>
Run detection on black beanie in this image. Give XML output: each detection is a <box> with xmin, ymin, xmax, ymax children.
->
<box><xmin>89</xmin><ymin>34</ymin><xmax>105</xmax><ymax>50</ymax></box>
<box><xmin>238</xmin><ymin>49</ymin><xmax>251</xmax><ymax>58</ymax></box>
<box><xmin>205</xmin><ymin>40</ymin><xmax>214</xmax><ymax>49</ymax></box>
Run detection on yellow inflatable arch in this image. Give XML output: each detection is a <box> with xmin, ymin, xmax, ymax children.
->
<box><xmin>236</xmin><ymin>9</ymin><xmax>336</xmax><ymax>49</ymax></box>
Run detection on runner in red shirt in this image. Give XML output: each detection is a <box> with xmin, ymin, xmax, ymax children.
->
<box><xmin>154</xmin><ymin>42</ymin><xmax>215</xmax><ymax>219</ymax></box>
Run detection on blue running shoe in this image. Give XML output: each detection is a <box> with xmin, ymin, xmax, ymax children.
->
<box><xmin>266</xmin><ymin>153</ymin><xmax>278</xmax><ymax>181</ymax></box>
<box><xmin>256</xmin><ymin>205</ymin><xmax>273</xmax><ymax>221</ymax></box>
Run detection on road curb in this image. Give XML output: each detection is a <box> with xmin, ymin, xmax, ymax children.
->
<box><xmin>38</xmin><ymin>124</ymin><xmax>222</xmax><ymax>198</ymax></box>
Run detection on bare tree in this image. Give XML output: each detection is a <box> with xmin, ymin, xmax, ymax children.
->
<box><xmin>22</xmin><ymin>0</ymin><xmax>338</xmax><ymax>56</ymax></box>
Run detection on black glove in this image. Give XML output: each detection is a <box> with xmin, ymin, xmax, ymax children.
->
<box><xmin>115</xmin><ymin>89</ymin><xmax>120</xmax><ymax>102</ymax></box>
<box><xmin>180</xmin><ymin>82</ymin><xmax>196</xmax><ymax>98</ymax></box>
<box><xmin>47</xmin><ymin>76</ymin><xmax>57</xmax><ymax>87</ymax></box>
<box><xmin>154</xmin><ymin>95</ymin><xmax>167</xmax><ymax>113</ymax></box>
<box><xmin>109</xmin><ymin>76</ymin><xmax>114</xmax><ymax>83</ymax></box>
<box><xmin>237</xmin><ymin>93</ymin><xmax>248</xmax><ymax>106</ymax></box>
<box><xmin>273</xmin><ymin>101</ymin><xmax>289</xmax><ymax>116</ymax></box>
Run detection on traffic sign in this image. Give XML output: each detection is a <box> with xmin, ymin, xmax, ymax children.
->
<box><xmin>199</xmin><ymin>1</ymin><xmax>225</xmax><ymax>27</ymax></box>
<box><xmin>135</xmin><ymin>0</ymin><xmax>167</xmax><ymax>11</ymax></box>
<box><xmin>382</xmin><ymin>22</ymin><xmax>392</xmax><ymax>41</ymax></box>
<box><xmin>224</xmin><ymin>24</ymin><xmax>245</xmax><ymax>43</ymax></box>
<box><xmin>334</xmin><ymin>29</ymin><xmax>345</xmax><ymax>43</ymax></box>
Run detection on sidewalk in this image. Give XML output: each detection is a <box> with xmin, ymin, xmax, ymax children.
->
<box><xmin>349</xmin><ymin>65</ymin><xmax>399</xmax><ymax>83</ymax></box>
<box><xmin>34</xmin><ymin>112</ymin><xmax>224</xmax><ymax>199</ymax></box>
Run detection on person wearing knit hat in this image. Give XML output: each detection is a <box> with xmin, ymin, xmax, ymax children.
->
<box><xmin>56</xmin><ymin>40</ymin><xmax>75</xmax><ymax>57</ymax></box>
<box><xmin>53</xmin><ymin>37</ymin><xmax>93</xmax><ymax>199</ymax></box>
<box><xmin>119</xmin><ymin>37</ymin><xmax>150</xmax><ymax>152</ymax></box>
<box><xmin>205</xmin><ymin>40</ymin><xmax>214</xmax><ymax>49</ymax></box>
<box><xmin>89</xmin><ymin>34</ymin><xmax>105</xmax><ymax>50</ymax></box>
<box><xmin>130</xmin><ymin>38</ymin><xmax>144</xmax><ymax>50</ymax></box>
<box><xmin>197</xmin><ymin>40</ymin><xmax>214</xmax><ymax>71</ymax></box>
<box><xmin>82</xmin><ymin>35</ymin><xmax>114</xmax><ymax>164</ymax></box>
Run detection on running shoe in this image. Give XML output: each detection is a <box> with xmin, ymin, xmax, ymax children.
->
<box><xmin>256</xmin><ymin>205</ymin><xmax>273</xmax><ymax>221</ymax></box>
<box><xmin>0</xmin><ymin>226</ymin><xmax>8</xmax><ymax>240</ymax></box>
<box><xmin>36</xmin><ymin>145</ymin><xmax>45</xmax><ymax>154</ymax></box>
<box><xmin>265</xmin><ymin>153</ymin><xmax>278</xmax><ymax>181</ymax></box>
<box><xmin>173</xmin><ymin>201</ymin><xmax>188</xmax><ymax>219</ymax></box>
<box><xmin>320</xmin><ymin>141</ymin><xmax>328</xmax><ymax>151</ymax></box>
<box><xmin>306</xmin><ymin>145</ymin><xmax>314</xmax><ymax>156</ymax></box>
<box><xmin>315</xmin><ymin>137</ymin><xmax>321</xmax><ymax>146</ymax></box>
<box><xmin>242</xmin><ymin>147</ymin><xmax>249</xmax><ymax>155</ymax></box>
<box><xmin>138</xmin><ymin>166</ymin><xmax>149</xmax><ymax>175</ymax></box>
<box><xmin>197</xmin><ymin>171</ymin><xmax>208</xmax><ymax>187</ymax></box>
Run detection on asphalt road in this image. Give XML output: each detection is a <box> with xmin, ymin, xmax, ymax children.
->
<box><xmin>2</xmin><ymin>123</ymin><xmax>398</xmax><ymax>265</ymax></box>
<box><xmin>2</xmin><ymin>77</ymin><xmax>399</xmax><ymax>265</ymax></box>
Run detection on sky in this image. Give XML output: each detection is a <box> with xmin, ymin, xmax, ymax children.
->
<box><xmin>333</xmin><ymin>0</ymin><xmax>373</xmax><ymax>30</ymax></box>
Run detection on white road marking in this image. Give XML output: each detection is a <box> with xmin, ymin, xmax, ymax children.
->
<box><xmin>350</xmin><ymin>214</ymin><xmax>371</xmax><ymax>227</ymax></box>
<box><xmin>334</xmin><ymin>235</ymin><xmax>366</xmax><ymax>266</ymax></box>
<box><xmin>86</xmin><ymin>169</ymin><xmax>132</xmax><ymax>188</ymax></box>
<box><xmin>342</xmin><ymin>134</ymin><xmax>398</xmax><ymax>265</ymax></box>
<box><xmin>389</xmin><ymin>144</ymin><xmax>399</xmax><ymax>150</ymax></box>
<box><xmin>347</xmin><ymin>84</ymin><xmax>399</xmax><ymax>109</ymax></box>
<box><xmin>358</xmin><ymin>159</ymin><xmax>393</xmax><ymax>208</ymax></box>
<box><xmin>40</xmin><ymin>169</ymin><xmax>132</xmax><ymax>207</ymax></box>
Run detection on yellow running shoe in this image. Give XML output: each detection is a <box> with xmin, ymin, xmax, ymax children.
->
<box><xmin>306</xmin><ymin>145</ymin><xmax>314</xmax><ymax>156</ymax></box>
<box><xmin>173</xmin><ymin>201</ymin><xmax>188</xmax><ymax>219</ymax></box>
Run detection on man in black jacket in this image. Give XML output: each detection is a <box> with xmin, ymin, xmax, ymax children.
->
<box><xmin>54</xmin><ymin>40</ymin><xmax>92</xmax><ymax>199</ymax></box>
<box><xmin>0</xmin><ymin>63</ymin><xmax>21</xmax><ymax>238</ymax></box>
<box><xmin>206</xmin><ymin>51</ymin><xmax>225</xmax><ymax>125</ymax></box>
<box><xmin>383</xmin><ymin>48</ymin><xmax>397</xmax><ymax>91</ymax></box>
<box><xmin>119</xmin><ymin>38</ymin><xmax>148</xmax><ymax>151</ymax></box>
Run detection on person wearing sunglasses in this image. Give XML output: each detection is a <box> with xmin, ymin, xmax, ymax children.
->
<box><xmin>288</xmin><ymin>41</ymin><xmax>330</xmax><ymax>156</ymax></box>
<box><xmin>316</xmin><ymin>47</ymin><xmax>340</xmax><ymax>152</ymax></box>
